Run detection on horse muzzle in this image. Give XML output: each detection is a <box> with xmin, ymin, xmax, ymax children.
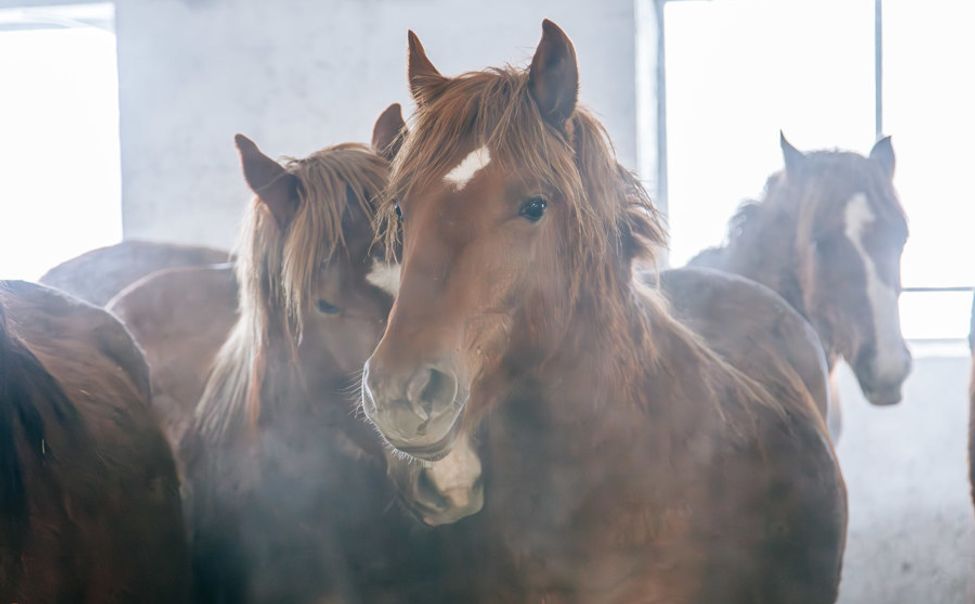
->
<box><xmin>854</xmin><ymin>344</ymin><xmax>912</xmax><ymax>406</ymax></box>
<box><xmin>362</xmin><ymin>357</ymin><xmax>467</xmax><ymax>460</ymax></box>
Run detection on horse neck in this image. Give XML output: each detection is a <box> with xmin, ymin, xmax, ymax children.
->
<box><xmin>720</xmin><ymin>191</ymin><xmax>827</xmax><ymax>350</ymax></box>
<box><xmin>491</xmin><ymin>281</ymin><xmax>725</xmax><ymax>482</ymax></box>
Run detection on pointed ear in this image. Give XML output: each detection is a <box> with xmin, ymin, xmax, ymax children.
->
<box><xmin>870</xmin><ymin>135</ymin><xmax>895</xmax><ymax>179</ymax></box>
<box><xmin>235</xmin><ymin>134</ymin><xmax>299</xmax><ymax>229</ymax></box>
<box><xmin>408</xmin><ymin>31</ymin><xmax>446</xmax><ymax>106</ymax></box>
<box><xmin>780</xmin><ymin>131</ymin><xmax>805</xmax><ymax>173</ymax></box>
<box><xmin>529</xmin><ymin>19</ymin><xmax>579</xmax><ymax>130</ymax></box>
<box><xmin>372</xmin><ymin>103</ymin><xmax>407</xmax><ymax>162</ymax></box>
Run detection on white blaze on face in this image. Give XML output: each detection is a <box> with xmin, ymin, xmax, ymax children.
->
<box><xmin>443</xmin><ymin>146</ymin><xmax>492</xmax><ymax>190</ymax></box>
<box><xmin>843</xmin><ymin>193</ymin><xmax>907</xmax><ymax>381</ymax></box>
<box><xmin>423</xmin><ymin>434</ymin><xmax>482</xmax><ymax>510</ymax></box>
<box><xmin>366</xmin><ymin>260</ymin><xmax>401</xmax><ymax>297</ymax></box>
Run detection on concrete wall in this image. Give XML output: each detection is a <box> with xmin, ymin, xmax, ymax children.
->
<box><xmin>833</xmin><ymin>353</ymin><xmax>975</xmax><ymax>604</ymax></box>
<box><xmin>115</xmin><ymin>0</ymin><xmax>657</xmax><ymax>249</ymax></box>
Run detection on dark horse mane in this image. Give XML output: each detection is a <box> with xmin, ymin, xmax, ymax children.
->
<box><xmin>0</xmin><ymin>300</ymin><xmax>79</xmax><ymax>551</ymax></box>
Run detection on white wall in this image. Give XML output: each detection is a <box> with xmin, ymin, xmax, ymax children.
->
<box><xmin>833</xmin><ymin>353</ymin><xmax>975</xmax><ymax>604</ymax></box>
<box><xmin>115</xmin><ymin>0</ymin><xmax>656</xmax><ymax>249</ymax></box>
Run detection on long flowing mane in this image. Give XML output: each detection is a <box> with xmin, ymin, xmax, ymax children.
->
<box><xmin>380</xmin><ymin>66</ymin><xmax>798</xmax><ymax>432</ymax></box>
<box><xmin>195</xmin><ymin>144</ymin><xmax>388</xmax><ymax>441</ymax></box>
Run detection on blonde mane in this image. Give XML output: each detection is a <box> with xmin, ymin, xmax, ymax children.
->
<box><xmin>196</xmin><ymin>143</ymin><xmax>388</xmax><ymax>441</ymax></box>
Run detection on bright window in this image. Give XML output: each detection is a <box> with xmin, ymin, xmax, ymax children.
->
<box><xmin>0</xmin><ymin>3</ymin><xmax>120</xmax><ymax>281</ymax></box>
<box><xmin>663</xmin><ymin>0</ymin><xmax>974</xmax><ymax>340</ymax></box>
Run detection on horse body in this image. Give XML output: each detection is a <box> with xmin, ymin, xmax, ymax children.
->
<box><xmin>364</xmin><ymin>23</ymin><xmax>846</xmax><ymax>603</ymax></box>
<box><xmin>689</xmin><ymin>135</ymin><xmax>911</xmax><ymax>409</ymax></box>
<box><xmin>109</xmin><ymin>265</ymin><xmax>238</xmax><ymax>446</ymax></box>
<box><xmin>654</xmin><ymin>267</ymin><xmax>831</xmax><ymax>424</ymax></box>
<box><xmin>0</xmin><ymin>280</ymin><xmax>189</xmax><ymax>602</ymax></box>
<box><xmin>40</xmin><ymin>239</ymin><xmax>229</xmax><ymax>306</ymax></box>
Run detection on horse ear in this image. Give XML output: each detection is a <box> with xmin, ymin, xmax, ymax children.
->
<box><xmin>870</xmin><ymin>135</ymin><xmax>895</xmax><ymax>179</ymax></box>
<box><xmin>408</xmin><ymin>31</ymin><xmax>446</xmax><ymax>106</ymax></box>
<box><xmin>235</xmin><ymin>134</ymin><xmax>299</xmax><ymax>229</ymax></box>
<box><xmin>372</xmin><ymin>103</ymin><xmax>407</xmax><ymax>162</ymax></box>
<box><xmin>780</xmin><ymin>131</ymin><xmax>805</xmax><ymax>172</ymax></box>
<box><xmin>529</xmin><ymin>19</ymin><xmax>579</xmax><ymax>130</ymax></box>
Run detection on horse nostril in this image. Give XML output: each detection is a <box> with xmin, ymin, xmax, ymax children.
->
<box><xmin>406</xmin><ymin>367</ymin><xmax>455</xmax><ymax>420</ymax></box>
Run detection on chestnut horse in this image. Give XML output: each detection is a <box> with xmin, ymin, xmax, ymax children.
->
<box><xmin>691</xmin><ymin>135</ymin><xmax>911</xmax><ymax>418</ymax></box>
<box><xmin>391</xmin><ymin>266</ymin><xmax>834</xmax><ymax>530</ymax></box>
<box><xmin>40</xmin><ymin>240</ymin><xmax>229</xmax><ymax>306</ymax></box>
<box><xmin>364</xmin><ymin>22</ymin><xmax>846</xmax><ymax>603</ymax></box>
<box><xmin>0</xmin><ymin>280</ymin><xmax>189</xmax><ymax>602</ymax></box>
<box><xmin>113</xmin><ymin>105</ymin><xmax>469</xmax><ymax>602</ymax></box>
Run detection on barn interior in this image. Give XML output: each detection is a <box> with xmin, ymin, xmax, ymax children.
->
<box><xmin>0</xmin><ymin>1</ymin><xmax>972</xmax><ymax>602</ymax></box>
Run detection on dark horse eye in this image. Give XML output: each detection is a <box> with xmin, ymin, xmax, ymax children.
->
<box><xmin>519</xmin><ymin>197</ymin><xmax>547</xmax><ymax>222</ymax></box>
<box><xmin>316</xmin><ymin>300</ymin><xmax>341</xmax><ymax>315</ymax></box>
<box><xmin>394</xmin><ymin>203</ymin><xmax>403</xmax><ymax>220</ymax></box>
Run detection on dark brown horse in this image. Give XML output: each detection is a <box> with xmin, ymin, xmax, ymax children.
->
<box><xmin>691</xmin><ymin>134</ymin><xmax>911</xmax><ymax>414</ymax></box>
<box><xmin>113</xmin><ymin>105</ymin><xmax>469</xmax><ymax>602</ymax></box>
<box><xmin>364</xmin><ymin>22</ymin><xmax>846</xmax><ymax>602</ymax></box>
<box><xmin>0</xmin><ymin>280</ymin><xmax>189</xmax><ymax>602</ymax></box>
<box><xmin>40</xmin><ymin>239</ymin><xmax>229</xmax><ymax>306</ymax></box>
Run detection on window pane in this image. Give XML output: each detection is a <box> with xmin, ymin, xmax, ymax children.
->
<box><xmin>883</xmin><ymin>0</ymin><xmax>975</xmax><ymax>289</ymax></box>
<box><xmin>664</xmin><ymin>0</ymin><xmax>875</xmax><ymax>266</ymax></box>
<box><xmin>900</xmin><ymin>290</ymin><xmax>973</xmax><ymax>341</ymax></box>
<box><xmin>0</xmin><ymin>7</ymin><xmax>121</xmax><ymax>280</ymax></box>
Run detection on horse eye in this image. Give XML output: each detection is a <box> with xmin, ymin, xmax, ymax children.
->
<box><xmin>394</xmin><ymin>204</ymin><xmax>403</xmax><ymax>220</ymax></box>
<box><xmin>519</xmin><ymin>197</ymin><xmax>547</xmax><ymax>222</ymax></box>
<box><xmin>316</xmin><ymin>300</ymin><xmax>341</xmax><ymax>315</ymax></box>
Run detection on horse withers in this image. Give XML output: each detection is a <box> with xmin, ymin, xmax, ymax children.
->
<box><xmin>363</xmin><ymin>22</ymin><xmax>846</xmax><ymax>602</ymax></box>
<box><xmin>0</xmin><ymin>281</ymin><xmax>189</xmax><ymax>602</ymax></box>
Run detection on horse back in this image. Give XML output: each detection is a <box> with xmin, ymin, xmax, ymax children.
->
<box><xmin>40</xmin><ymin>239</ymin><xmax>229</xmax><ymax>306</ymax></box>
<box><xmin>0</xmin><ymin>280</ymin><xmax>190</xmax><ymax>602</ymax></box>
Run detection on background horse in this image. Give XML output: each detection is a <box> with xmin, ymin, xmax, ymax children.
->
<box><xmin>690</xmin><ymin>135</ymin><xmax>911</xmax><ymax>418</ymax></box>
<box><xmin>0</xmin><ymin>280</ymin><xmax>189</xmax><ymax>602</ymax></box>
<box><xmin>113</xmin><ymin>106</ymin><xmax>470</xmax><ymax>602</ymax></box>
<box><xmin>40</xmin><ymin>239</ymin><xmax>229</xmax><ymax>306</ymax></box>
<box><xmin>364</xmin><ymin>22</ymin><xmax>846</xmax><ymax>602</ymax></box>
